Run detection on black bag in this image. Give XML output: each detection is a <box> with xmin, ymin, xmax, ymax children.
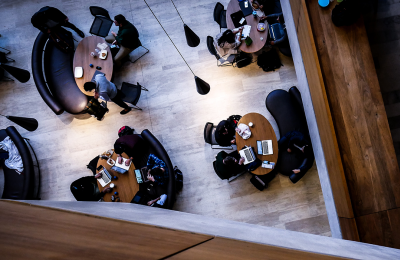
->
<box><xmin>331</xmin><ymin>0</ymin><xmax>360</xmax><ymax>27</ymax></box>
<box><xmin>235</xmin><ymin>52</ymin><xmax>253</xmax><ymax>68</ymax></box>
<box><xmin>174</xmin><ymin>167</ymin><xmax>183</xmax><ymax>192</ymax></box>
<box><xmin>86</xmin><ymin>98</ymin><xmax>109</xmax><ymax>121</ymax></box>
<box><xmin>257</xmin><ymin>49</ymin><xmax>282</xmax><ymax>72</ymax></box>
<box><xmin>227</xmin><ymin>115</ymin><xmax>242</xmax><ymax>128</ymax></box>
<box><xmin>48</xmin><ymin>27</ymin><xmax>74</xmax><ymax>53</ymax></box>
<box><xmin>131</xmin><ymin>190</ymin><xmax>149</xmax><ymax>205</ymax></box>
<box><xmin>250</xmin><ymin>175</ymin><xmax>267</xmax><ymax>191</ymax></box>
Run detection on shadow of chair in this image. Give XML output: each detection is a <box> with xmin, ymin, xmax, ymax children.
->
<box><xmin>120</xmin><ymin>82</ymin><xmax>148</xmax><ymax>110</ymax></box>
<box><xmin>214</xmin><ymin>2</ymin><xmax>227</xmax><ymax>32</ymax></box>
<box><xmin>204</xmin><ymin>122</ymin><xmax>233</xmax><ymax>150</ymax></box>
<box><xmin>89</xmin><ymin>6</ymin><xmax>113</xmax><ymax>37</ymax></box>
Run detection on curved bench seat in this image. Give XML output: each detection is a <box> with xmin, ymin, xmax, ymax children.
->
<box><xmin>32</xmin><ymin>32</ymin><xmax>88</xmax><ymax>115</ymax></box>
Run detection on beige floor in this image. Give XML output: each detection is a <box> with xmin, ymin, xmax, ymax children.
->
<box><xmin>0</xmin><ymin>0</ymin><xmax>330</xmax><ymax>236</ymax></box>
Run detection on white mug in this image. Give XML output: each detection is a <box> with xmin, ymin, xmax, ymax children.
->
<box><xmin>110</xmin><ymin>183</ymin><xmax>115</xmax><ymax>188</ymax></box>
<box><xmin>249</xmin><ymin>122</ymin><xmax>253</xmax><ymax>127</ymax></box>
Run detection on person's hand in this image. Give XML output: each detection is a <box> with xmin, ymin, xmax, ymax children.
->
<box><xmin>125</xmin><ymin>158</ymin><xmax>131</xmax><ymax>166</ymax></box>
<box><xmin>65</xmin><ymin>17</ymin><xmax>69</xmax><ymax>21</ymax></box>
<box><xmin>95</xmin><ymin>172</ymin><xmax>102</xmax><ymax>179</ymax></box>
<box><xmin>270</xmin><ymin>41</ymin><xmax>275</xmax><ymax>46</ymax></box>
<box><xmin>231</xmin><ymin>139</ymin><xmax>236</xmax><ymax>144</ymax></box>
<box><xmin>239</xmin><ymin>157</ymin><xmax>245</xmax><ymax>165</ymax></box>
<box><xmin>118</xmin><ymin>156</ymin><xmax>123</xmax><ymax>164</ymax></box>
<box><xmin>147</xmin><ymin>173</ymin><xmax>155</xmax><ymax>182</ymax></box>
<box><xmin>111</xmin><ymin>31</ymin><xmax>117</xmax><ymax>37</ymax></box>
<box><xmin>147</xmin><ymin>200</ymin><xmax>154</xmax><ymax>206</ymax></box>
<box><xmin>287</xmin><ymin>148</ymin><xmax>292</xmax><ymax>153</ymax></box>
<box><xmin>94</xmin><ymin>91</ymin><xmax>100</xmax><ymax>99</ymax></box>
<box><xmin>259</xmin><ymin>15</ymin><xmax>267</xmax><ymax>20</ymax></box>
<box><xmin>103</xmin><ymin>187</ymin><xmax>112</xmax><ymax>193</ymax></box>
<box><xmin>293</xmin><ymin>169</ymin><xmax>300</xmax><ymax>174</ymax></box>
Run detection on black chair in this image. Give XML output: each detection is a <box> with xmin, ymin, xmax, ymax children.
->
<box><xmin>89</xmin><ymin>6</ymin><xmax>113</xmax><ymax>37</ymax></box>
<box><xmin>204</xmin><ymin>122</ymin><xmax>233</xmax><ymax>150</ymax></box>
<box><xmin>120</xmin><ymin>82</ymin><xmax>148</xmax><ymax>110</ymax></box>
<box><xmin>70</xmin><ymin>176</ymin><xmax>101</xmax><ymax>201</ymax></box>
<box><xmin>129</xmin><ymin>26</ymin><xmax>149</xmax><ymax>63</ymax></box>
<box><xmin>278</xmin><ymin>40</ymin><xmax>292</xmax><ymax>57</ymax></box>
<box><xmin>213</xmin><ymin>161</ymin><xmax>246</xmax><ymax>182</ymax></box>
<box><xmin>207</xmin><ymin>36</ymin><xmax>237</xmax><ymax>67</ymax></box>
<box><xmin>214</xmin><ymin>2</ymin><xmax>227</xmax><ymax>32</ymax></box>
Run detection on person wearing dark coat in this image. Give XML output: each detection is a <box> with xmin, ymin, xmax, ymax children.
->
<box><xmin>31</xmin><ymin>6</ymin><xmax>84</xmax><ymax>37</ymax></box>
<box><xmin>278</xmin><ymin>131</ymin><xmax>314</xmax><ymax>175</ymax></box>
<box><xmin>215</xmin><ymin>151</ymin><xmax>247</xmax><ymax>178</ymax></box>
<box><xmin>215</xmin><ymin>115</ymin><xmax>241</xmax><ymax>146</ymax></box>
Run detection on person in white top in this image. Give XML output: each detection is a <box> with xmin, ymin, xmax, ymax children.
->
<box><xmin>214</xmin><ymin>27</ymin><xmax>244</xmax><ymax>57</ymax></box>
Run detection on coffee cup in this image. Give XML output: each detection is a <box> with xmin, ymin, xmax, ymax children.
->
<box><xmin>249</xmin><ymin>122</ymin><xmax>253</xmax><ymax>127</ymax></box>
<box><xmin>110</xmin><ymin>183</ymin><xmax>115</xmax><ymax>188</ymax></box>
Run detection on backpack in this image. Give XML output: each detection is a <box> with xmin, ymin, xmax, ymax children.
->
<box><xmin>86</xmin><ymin>98</ymin><xmax>109</xmax><ymax>121</ymax></box>
<box><xmin>331</xmin><ymin>0</ymin><xmax>361</xmax><ymax>27</ymax></box>
<box><xmin>48</xmin><ymin>27</ymin><xmax>74</xmax><ymax>53</ymax></box>
<box><xmin>235</xmin><ymin>52</ymin><xmax>253</xmax><ymax>68</ymax></box>
<box><xmin>174</xmin><ymin>166</ymin><xmax>183</xmax><ymax>192</ymax></box>
<box><xmin>257</xmin><ymin>49</ymin><xmax>282</xmax><ymax>72</ymax></box>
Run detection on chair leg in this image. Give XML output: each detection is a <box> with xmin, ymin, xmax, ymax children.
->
<box><xmin>0</xmin><ymin>46</ymin><xmax>11</xmax><ymax>54</ymax></box>
<box><xmin>130</xmin><ymin>46</ymin><xmax>149</xmax><ymax>63</ymax></box>
<box><xmin>137</xmin><ymin>82</ymin><xmax>148</xmax><ymax>91</ymax></box>
<box><xmin>228</xmin><ymin>171</ymin><xmax>247</xmax><ymax>182</ymax></box>
<box><xmin>130</xmin><ymin>105</ymin><xmax>142</xmax><ymax>111</ymax></box>
<box><xmin>1</xmin><ymin>75</ymin><xmax>14</xmax><ymax>81</ymax></box>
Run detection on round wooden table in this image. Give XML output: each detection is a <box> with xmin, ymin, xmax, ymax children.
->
<box><xmin>73</xmin><ymin>36</ymin><xmax>113</xmax><ymax>96</ymax></box>
<box><xmin>235</xmin><ymin>113</ymin><xmax>278</xmax><ymax>175</ymax></box>
<box><xmin>226</xmin><ymin>0</ymin><xmax>268</xmax><ymax>53</ymax></box>
<box><xmin>96</xmin><ymin>150</ymin><xmax>139</xmax><ymax>202</ymax></box>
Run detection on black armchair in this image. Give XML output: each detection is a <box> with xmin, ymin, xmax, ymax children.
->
<box><xmin>214</xmin><ymin>2</ymin><xmax>227</xmax><ymax>32</ymax></box>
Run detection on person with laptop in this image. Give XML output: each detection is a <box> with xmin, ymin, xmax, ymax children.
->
<box><xmin>278</xmin><ymin>131</ymin><xmax>313</xmax><ymax>175</ymax></box>
<box><xmin>106</xmin><ymin>14</ymin><xmax>140</xmax><ymax>67</ymax></box>
<box><xmin>146</xmin><ymin>154</ymin><xmax>169</xmax><ymax>187</ymax></box>
<box><xmin>84</xmin><ymin>74</ymin><xmax>132</xmax><ymax>115</ymax></box>
<box><xmin>259</xmin><ymin>13</ymin><xmax>287</xmax><ymax>46</ymax></box>
<box><xmin>214</xmin><ymin>27</ymin><xmax>244</xmax><ymax>57</ymax></box>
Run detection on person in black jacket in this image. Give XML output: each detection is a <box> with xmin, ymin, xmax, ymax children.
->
<box><xmin>278</xmin><ymin>131</ymin><xmax>313</xmax><ymax>175</ymax></box>
<box><xmin>215</xmin><ymin>115</ymin><xmax>242</xmax><ymax>146</ymax></box>
<box><xmin>31</xmin><ymin>6</ymin><xmax>84</xmax><ymax>37</ymax></box>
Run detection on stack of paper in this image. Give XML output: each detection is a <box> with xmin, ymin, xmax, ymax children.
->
<box><xmin>242</xmin><ymin>25</ymin><xmax>251</xmax><ymax>38</ymax></box>
<box><xmin>97</xmin><ymin>42</ymin><xmax>109</xmax><ymax>50</ymax></box>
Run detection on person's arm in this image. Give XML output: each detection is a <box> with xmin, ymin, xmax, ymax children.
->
<box><xmin>147</xmin><ymin>197</ymin><xmax>161</xmax><ymax>206</ymax></box>
<box><xmin>267</xmin><ymin>13</ymin><xmax>283</xmax><ymax>19</ymax></box>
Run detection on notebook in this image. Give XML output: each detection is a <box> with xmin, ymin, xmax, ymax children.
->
<box><xmin>239</xmin><ymin>1</ymin><xmax>253</xmax><ymax>17</ymax></box>
<box><xmin>230</xmin><ymin>11</ymin><xmax>247</xmax><ymax>28</ymax></box>
<box><xmin>257</xmin><ymin>140</ymin><xmax>273</xmax><ymax>155</ymax></box>
<box><xmin>239</xmin><ymin>146</ymin><xmax>256</xmax><ymax>165</ymax></box>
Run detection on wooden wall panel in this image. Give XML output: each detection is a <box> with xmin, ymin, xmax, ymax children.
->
<box><xmin>339</xmin><ymin>217</ymin><xmax>359</xmax><ymax>242</ymax></box>
<box><xmin>0</xmin><ymin>201</ymin><xmax>212</xmax><ymax>260</ymax></box>
<box><xmin>305</xmin><ymin>0</ymin><xmax>400</xmax><ymax>217</ymax></box>
<box><xmin>288</xmin><ymin>0</ymin><xmax>354</xmax><ymax>219</ymax></box>
<box><xmin>169</xmin><ymin>237</ymin><xmax>347</xmax><ymax>260</ymax></box>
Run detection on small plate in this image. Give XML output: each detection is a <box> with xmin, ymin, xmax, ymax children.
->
<box><xmin>99</xmin><ymin>50</ymin><xmax>108</xmax><ymax>60</ymax></box>
<box><xmin>74</xmin><ymin>67</ymin><xmax>83</xmax><ymax>78</ymax></box>
<box><xmin>107</xmin><ymin>158</ymin><xmax>115</xmax><ymax>166</ymax></box>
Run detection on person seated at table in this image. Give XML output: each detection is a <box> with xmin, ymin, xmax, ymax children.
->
<box><xmin>215</xmin><ymin>150</ymin><xmax>246</xmax><ymax>177</ymax></box>
<box><xmin>250</xmin><ymin>0</ymin><xmax>276</xmax><ymax>14</ymax></box>
<box><xmin>214</xmin><ymin>27</ymin><xmax>244</xmax><ymax>57</ymax></box>
<box><xmin>105</xmin><ymin>14</ymin><xmax>140</xmax><ymax>67</ymax></box>
<box><xmin>84</xmin><ymin>73</ymin><xmax>132</xmax><ymax>115</ymax></box>
<box><xmin>278</xmin><ymin>130</ymin><xmax>313</xmax><ymax>175</ymax></box>
<box><xmin>147</xmin><ymin>194</ymin><xmax>167</xmax><ymax>207</ymax></box>
<box><xmin>259</xmin><ymin>13</ymin><xmax>287</xmax><ymax>46</ymax></box>
<box><xmin>215</xmin><ymin>119</ymin><xmax>237</xmax><ymax>146</ymax></box>
<box><xmin>31</xmin><ymin>6</ymin><xmax>84</xmax><ymax>37</ymax></box>
<box><xmin>146</xmin><ymin>154</ymin><xmax>169</xmax><ymax>187</ymax></box>
<box><xmin>114</xmin><ymin>134</ymin><xmax>144</xmax><ymax>159</ymax></box>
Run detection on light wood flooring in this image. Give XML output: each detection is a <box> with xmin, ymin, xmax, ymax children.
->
<box><xmin>0</xmin><ymin>0</ymin><xmax>330</xmax><ymax>236</ymax></box>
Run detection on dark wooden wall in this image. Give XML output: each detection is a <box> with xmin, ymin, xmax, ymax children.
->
<box><xmin>299</xmin><ymin>0</ymin><xmax>400</xmax><ymax>248</ymax></box>
<box><xmin>0</xmin><ymin>201</ymin><xmax>347</xmax><ymax>260</ymax></box>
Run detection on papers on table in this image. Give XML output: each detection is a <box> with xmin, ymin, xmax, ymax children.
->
<box><xmin>242</xmin><ymin>25</ymin><xmax>251</xmax><ymax>38</ymax></box>
<box><xmin>97</xmin><ymin>42</ymin><xmax>109</xmax><ymax>50</ymax></box>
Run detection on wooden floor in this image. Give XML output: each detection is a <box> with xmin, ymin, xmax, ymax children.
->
<box><xmin>0</xmin><ymin>0</ymin><xmax>330</xmax><ymax>236</ymax></box>
<box><xmin>305</xmin><ymin>0</ymin><xmax>400</xmax><ymax>247</ymax></box>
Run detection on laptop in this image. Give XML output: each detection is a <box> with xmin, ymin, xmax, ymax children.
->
<box><xmin>140</xmin><ymin>166</ymin><xmax>150</xmax><ymax>183</ymax></box>
<box><xmin>97</xmin><ymin>168</ymin><xmax>112</xmax><ymax>187</ymax></box>
<box><xmin>239</xmin><ymin>146</ymin><xmax>256</xmax><ymax>165</ymax></box>
<box><xmin>269</xmin><ymin>23</ymin><xmax>284</xmax><ymax>41</ymax></box>
<box><xmin>230</xmin><ymin>11</ymin><xmax>247</xmax><ymax>28</ymax></box>
<box><xmin>239</xmin><ymin>0</ymin><xmax>253</xmax><ymax>17</ymax></box>
<box><xmin>257</xmin><ymin>140</ymin><xmax>273</xmax><ymax>155</ymax></box>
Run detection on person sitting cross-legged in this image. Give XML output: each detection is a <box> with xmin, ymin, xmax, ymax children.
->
<box><xmin>84</xmin><ymin>73</ymin><xmax>132</xmax><ymax>115</ymax></box>
<box><xmin>106</xmin><ymin>14</ymin><xmax>140</xmax><ymax>67</ymax></box>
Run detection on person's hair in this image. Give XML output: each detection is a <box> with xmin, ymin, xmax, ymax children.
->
<box><xmin>223</xmin><ymin>156</ymin><xmax>237</xmax><ymax>166</ymax></box>
<box><xmin>84</xmin><ymin>82</ymin><xmax>96</xmax><ymax>92</ymax></box>
<box><xmin>150</xmin><ymin>167</ymin><xmax>163</xmax><ymax>176</ymax></box>
<box><xmin>114</xmin><ymin>143</ymin><xmax>125</xmax><ymax>155</ymax></box>
<box><xmin>217</xmin><ymin>29</ymin><xmax>236</xmax><ymax>47</ymax></box>
<box><xmin>114</xmin><ymin>14</ymin><xmax>126</xmax><ymax>25</ymax></box>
